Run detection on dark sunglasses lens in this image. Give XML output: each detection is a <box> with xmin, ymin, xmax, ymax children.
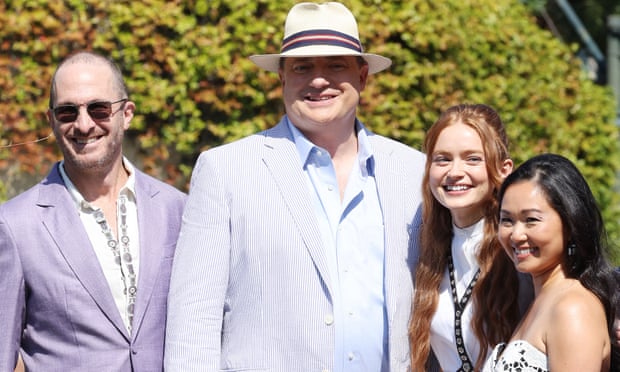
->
<box><xmin>54</xmin><ymin>106</ymin><xmax>79</xmax><ymax>123</ymax></box>
<box><xmin>53</xmin><ymin>102</ymin><xmax>115</xmax><ymax>123</ymax></box>
<box><xmin>87</xmin><ymin>102</ymin><xmax>113</xmax><ymax>120</ymax></box>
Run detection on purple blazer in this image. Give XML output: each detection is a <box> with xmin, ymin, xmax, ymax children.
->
<box><xmin>0</xmin><ymin>162</ymin><xmax>186</xmax><ymax>371</ymax></box>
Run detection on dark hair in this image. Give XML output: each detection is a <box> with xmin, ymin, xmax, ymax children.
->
<box><xmin>49</xmin><ymin>51</ymin><xmax>128</xmax><ymax>108</ymax></box>
<box><xmin>498</xmin><ymin>153</ymin><xmax>620</xmax><ymax>368</ymax></box>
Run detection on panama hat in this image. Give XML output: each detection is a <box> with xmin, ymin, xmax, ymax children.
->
<box><xmin>249</xmin><ymin>2</ymin><xmax>392</xmax><ymax>74</ymax></box>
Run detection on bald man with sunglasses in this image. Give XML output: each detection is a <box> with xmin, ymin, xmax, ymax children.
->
<box><xmin>0</xmin><ymin>51</ymin><xmax>186</xmax><ymax>371</ymax></box>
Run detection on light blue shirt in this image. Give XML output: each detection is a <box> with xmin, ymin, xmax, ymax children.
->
<box><xmin>288</xmin><ymin>118</ymin><xmax>388</xmax><ymax>372</ymax></box>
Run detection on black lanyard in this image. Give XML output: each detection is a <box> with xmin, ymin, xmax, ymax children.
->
<box><xmin>448</xmin><ymin>254</ymin><xmax>480</xmax><ymax>372</ymax></box>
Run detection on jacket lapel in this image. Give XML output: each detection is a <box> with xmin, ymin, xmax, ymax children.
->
<box><xmin>371</xmin><ymin>140</ymin><xmax>407</xmax><ymax>325</ymax></box>
<box><xmin>261</xmin><ymin>119</ymin><xmax>334</xmax><ymax>298</ymax></box>
<box><xmin>130</xmin><ymin>174</ymin><xmax>161</xmax><ymax>337</ymax></box>
<box><xmin>39</xmin><ymin>164</ymin><xmax>130</xmax><ymax>340</ymax></box>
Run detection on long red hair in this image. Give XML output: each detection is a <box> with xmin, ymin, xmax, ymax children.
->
<box><xmin>409</xmin><ymin>104</ymin><xmax>521</xmax><ymax>371</ymax></box>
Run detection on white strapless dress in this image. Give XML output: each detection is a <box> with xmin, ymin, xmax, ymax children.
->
<box><xmin>482</xmin><ymin>340</ymin><xmax>548</xmax><ymax>371</ymax></box>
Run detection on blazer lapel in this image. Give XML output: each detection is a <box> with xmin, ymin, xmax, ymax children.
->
<box><xmin>39</xmin><ymin>164</ymin><xmax>130</xmax><ymax>340</ymax></box>
<box><xmin>261</xmin><ymin>120</ymin><xmax>334</xmax><ymax>298</ymax></box>
<box><xmin>371</xmin><ymin>141</ymin><xmax>407</xmax><ymax>325</ymax></box>
<box><xmin>130</xmin><ymin>174</ymin><xmax>161</xmax><ymax>336</ymax></box>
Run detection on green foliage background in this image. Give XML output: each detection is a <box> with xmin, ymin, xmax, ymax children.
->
<box><xmin>1</xmin><ymin>0</ymin><xmax>619</xmax><ymax>261</ymax></box>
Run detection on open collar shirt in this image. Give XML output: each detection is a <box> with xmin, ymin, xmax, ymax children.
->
<box><xmin>59</xmin><ymin>158</ymin><xmax>140</xmax><ymax>331</ymax></box>
<box><xmin>288</xmin><ymin>117</ymin><xmax>388</xmax><ymax>372</ymax></box>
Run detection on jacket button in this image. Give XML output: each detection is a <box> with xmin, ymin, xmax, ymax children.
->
<box><xmin>324</xmin><ymin>314</ymin><xmax>334</xmax><ymax>325</ymax></box>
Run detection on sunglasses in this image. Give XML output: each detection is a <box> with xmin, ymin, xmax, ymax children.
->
<box><xmin>52</xmin><ymin>98</ymin><xmax>128</xmax><ymax>123</ymax></box>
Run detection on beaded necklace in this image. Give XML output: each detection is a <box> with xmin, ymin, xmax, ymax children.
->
<box><xmin>93</xmin><ymin>194</ymin><xmax>137</xmax><ymax>331</ymax></box>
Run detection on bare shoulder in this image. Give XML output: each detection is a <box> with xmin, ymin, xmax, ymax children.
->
<box><xmin>550</xmin><ymin>284</ymin><xmax>606</xmax><ymax>326</ymax></box>
<box><xmin>546</xmin><ymin>283</ymin><xmax>610</xmax><ymax>372</ymax></box>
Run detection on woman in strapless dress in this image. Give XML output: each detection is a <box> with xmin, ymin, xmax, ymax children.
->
<box><xmin>483</xmin><ymin>153</ymin><xmax>619</xmax><ymax>372</ymax></box>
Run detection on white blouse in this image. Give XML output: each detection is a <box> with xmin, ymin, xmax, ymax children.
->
<box><xmin>429</xmin><ymin>218</ymin><xmax>485</xmax><ymax>371</ymax></box>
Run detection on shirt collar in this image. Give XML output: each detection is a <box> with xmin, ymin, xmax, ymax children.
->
<box><xmin>451</xmin><ymin>218</ymin><xmax>485</xmax><ymax>270</ymax></box>
<box><xmin>59</xmin><ymin>157</ymin><xmax>137</xmax><ymax>211</ymax></box>
<box><xmin>286</xmin><ymin>116</ymin><xmax>375</xmax><ymax>176</ymax></box>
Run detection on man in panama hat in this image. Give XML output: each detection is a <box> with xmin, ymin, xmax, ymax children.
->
<box><xmin>165</xmin><ymin>3</ymin><xmax>425</xmax><ymax>371</ymax></box>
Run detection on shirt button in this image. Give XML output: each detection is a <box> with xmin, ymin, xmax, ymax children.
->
<box><xmin>348</xmin><ymin>352</ymin><xmax>355</xmax><ymax>361</ymax></box>
<box><xmin>324</xmin><ymin>314</ymin><xmax>334</xmax><ymax>325</ymax></box>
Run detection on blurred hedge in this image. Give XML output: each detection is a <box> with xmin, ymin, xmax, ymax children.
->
<box><xmin>1</xmin><ymin>0</ymin><xmax>619</xmax><ymax>261</ymax></box>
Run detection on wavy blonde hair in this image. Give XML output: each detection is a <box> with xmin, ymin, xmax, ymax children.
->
<box><xmin>409</xmin><ymin>104</ymin><xmax>521</xmax><ymax>371</ymax></box>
